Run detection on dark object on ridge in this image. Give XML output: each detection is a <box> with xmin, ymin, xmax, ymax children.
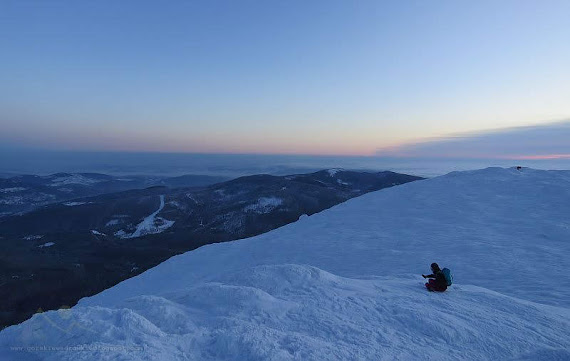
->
<box><xmin>422</xmin><ymin>262</ymin><xmax>448</xmax><ymax>292</ymax></box>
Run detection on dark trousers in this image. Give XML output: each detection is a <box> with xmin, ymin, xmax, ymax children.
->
<box><xmin>425</xmin><ymin>279</ymin><xmax>446</xmax><ymax>292</ymax></box>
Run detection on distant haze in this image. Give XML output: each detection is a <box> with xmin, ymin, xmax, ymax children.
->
<box><xmin>1</xmin><ymin>150</ymin><xmax>568</xmax><ymax>179</ymax></box>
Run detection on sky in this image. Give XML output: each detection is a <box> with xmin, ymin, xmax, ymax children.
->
<box><xmin>1</xmin><ymin>0</ymin><xmax>570</xmax><ymax>157</ymax></box>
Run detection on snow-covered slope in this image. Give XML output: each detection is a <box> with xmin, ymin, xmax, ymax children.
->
<box><xmin>1</xmin><ymin>167</ymin><xmax>569</xmax><ymax>360</ymax></box>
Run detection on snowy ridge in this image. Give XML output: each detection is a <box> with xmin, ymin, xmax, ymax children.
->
<box><xmin>1</xmin><ymin>167</ymin><xmax>570</xmax><ymax>360</ymax></box>
<box><xmin>327</xmin><ymin>168</ymin><xmax>343</xmax><ymax>177</ymax></box>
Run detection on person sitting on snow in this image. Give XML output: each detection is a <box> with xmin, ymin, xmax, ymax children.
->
<box><xmin>422</xmin><ymin>262</ymin><xmax>448</xmax><ymax>292</ymax></box>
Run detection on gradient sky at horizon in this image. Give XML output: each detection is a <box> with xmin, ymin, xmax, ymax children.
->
<box><xmin>1</xmin><ymin>0</ymin><xmax>570</xmax><ymax>156</ymax></box>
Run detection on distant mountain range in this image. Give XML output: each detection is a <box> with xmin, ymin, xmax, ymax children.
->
<box><xmin>0</xmin><ymin>173</ymin><xmax>229</xmax><ymax>216</ymax></box>
<box><xmin>0</xmin><ymin>169</ymin><xmax>423</xmax><ymax>328</ymax></box>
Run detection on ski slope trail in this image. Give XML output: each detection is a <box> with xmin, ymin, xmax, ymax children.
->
<box><xmin>1</xmin><ymin>167</ymin><xmax>569</xmax><ymax>360</ymax></box>
<box><xmin>125</xmin><ymin>195</ymin><xmax>174</xmax><ymax>238</ymax></box>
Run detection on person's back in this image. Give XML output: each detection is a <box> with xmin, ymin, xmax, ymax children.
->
<box><xmin>422</xmin><ymin>263</ymin><xmax>447</xmax><ymax>292</ymax></box>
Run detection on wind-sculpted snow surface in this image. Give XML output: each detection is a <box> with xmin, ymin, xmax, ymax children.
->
<box><xmin>1</xmin><ymin>167</ymin><xmax>570</xmax><ymax>360</ymax></box>
<box><xmin>2</xmin><ymin>265</ymin><xmax>570</xmax><ymax>361</ymax></box>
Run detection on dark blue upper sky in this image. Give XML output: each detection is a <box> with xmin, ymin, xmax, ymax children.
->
<box><xmin>1</xmin><ymin>0</ymin><xmax>569</xmax><ymax>156</ymax></box>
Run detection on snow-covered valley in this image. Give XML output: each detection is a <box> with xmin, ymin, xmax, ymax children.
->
<box><xmin>1</xmin><ymin>167</ymin><xmax>569</xmax><ymax>360</ymax></box>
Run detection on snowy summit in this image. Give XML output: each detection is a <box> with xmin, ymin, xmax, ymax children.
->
<box><xmin>1</xmin><ymin>167</ymin><xmax>569</xmax><ymax>360</ymax></box>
